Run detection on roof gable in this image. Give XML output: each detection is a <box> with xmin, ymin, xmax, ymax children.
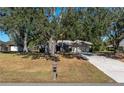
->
<box><xmin>0</xmin><ymin>40</ymin><xmax>6</xmax><ymax>45</ymax></box>
<box><xmin>0</xmin><ymin>40</ymin><xmax>16</xmax><ymax>46</ymax></box>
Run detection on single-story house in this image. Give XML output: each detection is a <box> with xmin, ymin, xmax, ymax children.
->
<box><xmin>0</xmin><ymin>41</ymin><xmax>7</xmax><ymax>51</ymax></box>
<box><xmin>71</xmin><ymin>40</ymin><xmax>93</xmax><ymax>53</ymax></box>
<box><xmin>6</xmin><ymin>41</ymin><xmax>18</xmax><ymax>52</ymax></box>
<box><xmin>107</xmin><ymin>39</ymin><xmax>124</xmax><ymax>52</ymax></box>
<box><xmin>119</xmin><ymin>39</ymin><xmax>124</xmax><ymax>51</ymax></box>
<box><xmin>57</xmin><ymin>40</ymin><xmax>73</xmax><ymax>45</ymax></box>
<box><xmin>0</xmin><ymin>40</ymin><xmax>18</xmax><ymax>52</ymax></box>
<box><xmin>56</xmin><ymin>40</ymin><xmax>93</xmax><ymax>53</ymax></box>
<box><xmin>57</xmin><ymin>40</ymin><xmax>73</xmax><ymax>52</ymax></box>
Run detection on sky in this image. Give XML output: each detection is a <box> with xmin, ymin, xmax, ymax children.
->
<box><xmin>56</xmin><ymin>7</ymin><xmax>61</xmax><ymax>16</ymax></box>
<box><xmin>0</xmin><ymin>31</ymin><xmax>10</xmax><ymax>42</ymax></box>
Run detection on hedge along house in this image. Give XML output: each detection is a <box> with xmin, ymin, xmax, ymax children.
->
<box><xmin>0</xmin><ymin>40</ymin><xmax>18</xmax><ymax>52</ymax></box>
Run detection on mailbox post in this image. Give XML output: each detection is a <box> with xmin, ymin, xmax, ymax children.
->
<box><xmin>48</xmin><ymin>37</ymin><xmax>59</xmax><ymax>80</ymax></box>
<box><xmin>52</xmin><ymin>58</ymin><xmax>58</xmax><ymax>80</ymax></box>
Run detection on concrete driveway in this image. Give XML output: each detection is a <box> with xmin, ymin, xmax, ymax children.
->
<box><xmin>86</xmin><ymin>55</ymin><xmax>124</xmax><ymax>83</ymax></box>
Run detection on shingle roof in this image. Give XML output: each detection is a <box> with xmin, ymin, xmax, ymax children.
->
<box><xmin>57</xmin><ymin>40</ymin><xmax>93</xmax><ymax>45</ymax></box>
<box><xmin>0</xmin><ymin>40</ymin><xmax>16</xmax><ymax>46</ymax></box>
<box><xmin>6</xmin><ymin>41</ymin><xmax>16</xmax><ymax>45</ymax></box>
<box><xmin>0</xmin><ymin>40</ymin><xmax>6</xmax><ymax>45</ymax></box>
<box><xmin>73</xmin><ymin>40</ymin><xmax>93</xmax><ymax>45</ymax></box>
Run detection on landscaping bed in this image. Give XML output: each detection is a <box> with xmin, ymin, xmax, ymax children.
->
<box><xmin>109</xmin><ymin>53</ymin><xmax>124</xmax><ymax>62</ymax></box>
<box><xmin>96</xmin><ymin>51</ymin><xmax>124</xmax><ymax>62</ymax></box>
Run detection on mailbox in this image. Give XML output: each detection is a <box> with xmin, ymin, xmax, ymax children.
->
<box><xmin>52</xmin><ymin>56</ymin><xmax>58</xmax><ymax>80</ymax></box>
<box><xmin>53</xmin><ymin>67</ymin><xmax>57</xmax><ymax>72</ymax></box>
<box><xmin>52</xmin><ymin>61</ymin><xmax>57</xmax><ymax>70</ymax></box>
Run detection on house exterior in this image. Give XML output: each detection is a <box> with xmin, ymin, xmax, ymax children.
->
<box><xmin>0</xmin><ymin>41</ymin><xmax>7</xmax><ymax>51</ymax></box>
<box><xmin>72</xmin><ymin>40</ymin><xmax>93</xmax><ymax>53</ymax></box>
<box><xmin>6</xmin><ymin>41</ymin><xmax>18</xmax><ymax>52</ymax></box>
<box><xmin>57</xmin><ymin>40</ymin><xmax>73</xmax><ymax>52</ymax></box>
<box><xmin>56</xmin><ymin>40</ymin><xmax>93</xmax><ymax>53</ymax></box>
<box><xmin>0</xmin><ymin>40</ymin><xmax>18</xmax><ymax>52</ymax></box>
<box><xmin>107</xmin><ymin>39</ymin><xmax>124</xmax><ymax>52</ymax></box>
<box><xmin>57</xmin><ymin>40</ymin><xmax>73</xmax><ymax>45</ymax></box>
<box><xmin>119</xmin><ymin>39</ymin><xmax>124</xmax><ymax>51</ymax></box>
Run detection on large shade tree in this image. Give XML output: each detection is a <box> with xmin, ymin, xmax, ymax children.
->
<box><xmin>106</xmin><ymin>8</ymin><xmax>124</xmax><ymax>53</ymax></box>
<box><xmin>0</xmin><ymin>8</ymin><xmax>48</xmax><ymax>52</ymax></box>
<box><xmin>0</xmin><ymin>7</ymin><xmax>124</xmax><ymax>53</ymax></box>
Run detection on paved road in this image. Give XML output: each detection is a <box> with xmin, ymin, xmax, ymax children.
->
<box><xmin>86</xmin><ymin>55</ymin><xmax>124</xmax><ymax>83</ymax></box>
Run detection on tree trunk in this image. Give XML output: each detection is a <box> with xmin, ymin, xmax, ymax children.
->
<box><xmin>49</xmin><ymin>37</ymin><xmax>56</xmax><ymax>56</ymax></box>
<box><xmin>113</xmin><ymin>40</ymin><xmax>119</xmax><ymax>54</ymax></box>
<box><xmin>23</xmin><ymin>32</ymin><xmax>28</xmax><ymax>52</ymax></box>
<box><xmin>114</xmin><ymin>46</ymin><xmax>117</xmax><ymax>54</ymax></box>
<box><xmin>17</xmin><ymin>44</ymin><xmax>23</xmax><ymax>52</ymax></box>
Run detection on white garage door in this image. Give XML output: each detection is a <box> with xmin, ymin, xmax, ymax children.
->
<box><xmin>10</xmin><ymin>46</ymin><xmax>18</xmax><ymax>51</ymax></box>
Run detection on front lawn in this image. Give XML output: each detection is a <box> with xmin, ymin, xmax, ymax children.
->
<box><xmin>0</xmin><ymin>53</ymin><xmax>115</xmax><ymax>83</ymax></box>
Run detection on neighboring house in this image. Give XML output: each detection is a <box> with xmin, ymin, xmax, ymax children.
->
<box><xmin>107</xmin><ymin>39</ymin><xmax>124</xmax><ymax>52</ymax></box>
<box><xmin>0</xmin><ymin>40</ymin><xmax>18</xmax><ymax>52</ymax></box>
<box><xmin>119</xmin><ymin>39</ymin><xmax>124</xmax><ymax>51</ymax></box>
<box><xmin>0</xmin><ymin>40</ymin><xmax>7</xmax><ymax>51</ymax></box>
<box><xmin>6</xmin><ymin>41</ymin><xmax>18</xmax><ymax>52</ymax></box>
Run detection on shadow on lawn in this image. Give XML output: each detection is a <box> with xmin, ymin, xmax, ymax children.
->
<box><xmin>16</xmin><ymin>52</ymin><xmax>60</xmax><ymax>62</ymax></box>
<box><xmin>16</xmin><ymin>52</ymin><xmax>73</xmax><ymax>59</ymax></box>
<box><xmin>0</xmin><ymin>51</ymin><xmax>49</xmax><ymax>60</ymax></box>
<box><xmin>61</xmin><ymin>53</ymin><xmax>86</xmax><ymax>60</ymax></box>
<box><xmin>1</xmin><ymin>51</ymin><xmax>81</xmax><ymax>61</ymax></box>
<box><xmin>17</xmin><ymin>52</ymin><xmax>50</xmax><ymax>60</ymax></box>
<box><xmin>61</xmin><ymin>53</ymin><xmax>74</xmax><ymax>59</ymax></box>
<box><xmin>18</xmin><ymin>52</ymin><xmax>84</xmax><ymax>61</ymax></box>
<box><xmin>20</xmin><ymin>52</ymin><xmax>44</xmax><ymax>59</ymax></box>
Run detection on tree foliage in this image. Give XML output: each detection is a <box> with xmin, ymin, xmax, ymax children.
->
<box><xmin>0</xmin><ymin>7</ymin><xmax>124</xmax><ymax>52</ymax></box>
